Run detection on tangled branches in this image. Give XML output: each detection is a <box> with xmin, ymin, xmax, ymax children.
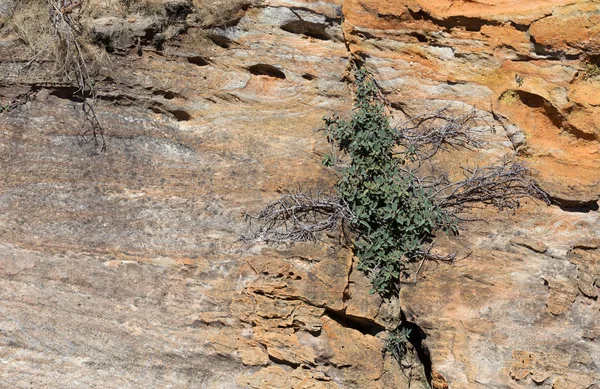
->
<box><xmin>245</xmin><ymin>67</ymin><xmax>547</xmax><ymax>297</ymax></box>
<box><xmin>437</xmin><ymin>156</ymin><xmax>548</xmax><ymax>213</ymax></box>
<box><xmin>7</xmin><ymin>0</ymin><xmax>107</xmax><ymax>151</ymax></box>
<box><xmin>10</xmin><ymin>0</ymin><xmax>99</xmax><ymax>90</ymax></box>
<box><xmin>48</xmin><ymin>0</ymin><xmax>107</xmax><ymax>151</ymax></box>
<box><xmin>48</xmin><ymin>0</ymin><xmax>92</xmax><ymax>91</ymax></box>
<box><xmin>79</xmin><ymin>99</ymin><xmax>106</xmax><ymax>152</ymax></box>
<box><xmin>244</xmin><ymin>192</ymin><xmax>354</xmax><ymax>244</ymax></box>
<box><xmin>397</xmin><ymin>108</ymin><xmax>483</xmax><ymax>162</ymax></box>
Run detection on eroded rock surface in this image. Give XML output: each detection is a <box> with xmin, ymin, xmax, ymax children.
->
<box><xmin>1</xmin><ymin>0</ymin><xmax>599</xmax><ymax>388</ymax></box>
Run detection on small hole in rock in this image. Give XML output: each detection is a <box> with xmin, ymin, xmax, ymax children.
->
<box><xmin>188</xmin><ymin>56</ymin><xmax>209</xmax><ymax>66</ymax></box>
<box><xmin>411</xmin><ymin>33</ymin><xmax>428</xmax><ymax>42</ymax></box>
<box><xmin>247</xmin><ymin>64</ymin><xmax>286</xmax><ymax>79</ymax></box>
<box><xmin>169</xmin><ymin>109</ymin><xmax>192</xmax><ymax>121</ymax></box>
<box><xmin>163</xmin><ymin>91</ymin><xmax>176</xmax><ymax>99</ymax></box>
<box><xmin>209</xmin><ymin>34</ymin><xmax>231</xmax><ymax>48</ymax></box>
<box><xmin>281</xmin><ymin>21</ymin><xmax>329</xmax><ymax>40</ymax></box>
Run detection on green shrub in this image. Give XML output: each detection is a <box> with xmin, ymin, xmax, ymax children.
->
<box><xmin>247</xmin><ymin>67</ymin><xmax>546</xmax><ymax>299</ymax></box>
<box><xmin>583</xmin><ymin>62</ymin><xmax>600</xmax><ymax>80</ymax></box>
<box><xmin>323</xmin><ymin>68</ymin><xmax>457</xmax><ymax>296</ymax></box>
<box><xmin>386</xmin><ymin>326</ymin><xmax>412</xmax><ymax>362</ymax></box>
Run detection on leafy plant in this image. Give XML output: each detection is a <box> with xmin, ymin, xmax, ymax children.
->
<box><xmin>245</xmin><ymin>67</ymin><xmax>548</xmax><ymax>379</ymax></box>
<box><xmin>582</xmin><ymin>62</ymin><xmax>600</xmax><ymax>80</ymax></box>
<box><xmin>386</xmin><ymin>326</ymin><xmax>412</xmax><ymax>362</ymax></box>
<box><xmin>323</xmin><ymin>68</ymin><xmax>457</xmax><ymax>296</ymax></box>
<box><xmin>246</xmin><ymin>67</ymin><xmax>546</xmax><ymax>298</ymax></box>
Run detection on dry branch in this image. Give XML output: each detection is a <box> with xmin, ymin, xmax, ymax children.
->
<box><xmin>436</xmin><ymin>156</ymin><xmax>549</xmax><ymax>212</ymax></box>
<box><xmin>7</xmin><ymin>0</ymin><xmax>108</xmax><ymax>150</ymax></box>
<box><xmin>244</xmin><ymin>192</ymin><xmax>354</xmax><ymax>243</ymax></box>
<box><xmin>79</xmin><ymin>99</ymin><xmax>106</xmax><ymax>152</ymax></box>
<box><xmin>396</xmin><ymin>107</ymin><xmax>483</xmax><ymax>161</ymax></box>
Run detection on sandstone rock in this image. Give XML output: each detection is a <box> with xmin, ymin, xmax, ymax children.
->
<box><xmin>236</xmin><ymin>366</ymin><xmax>293</xmax><ymax>389</ymax></box>
<box><xmin>89</xmin><ymin>15</ymin><xmax>166</xmax><ymax>50</ymax></box>
<box><xmin>577</xmin><ymin>271</ymin><xmax>598</xmax><ymax>300</ymax></box>
<box><xmin>529</xmin><ymin>3</ymin><xmax>600</xmax><ymax>57</ymax></box>
<box><xmin>510</xmin><ymin>236</ymin><xmax>548</xmax><ymax>253</ymax></box>
<box><xmin>2</xmin><ymin>0</ymin><xmax>600</xmax><ymax>388</ymax></box>
<box><xmin>544</xmin><ymin>276</ymin><xmax>580</xmax><ymax>315</ymax></box>
<box><xmin>431</xmin><ymin>370</ymin><xmax>449</xmax><ymax>389</ymax></box>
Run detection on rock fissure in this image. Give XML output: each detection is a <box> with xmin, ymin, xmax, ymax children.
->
<box><xmin>323</xmin><ymin>307</ymin><xmax>385</xmax><ymax>337</ymax></box>
<box><xmin>407</xmin><ymin>9</ymin><xmax>503</xmax><ymax>32</ymax></box>
<box><xmin>399</xmin><ymin>312</ymin><xmax>433</xmax><ymax>385</ymax></box>
<box><xmin>267</xmin><ymin>354</ymin><xmax>304</xmax><ymax>369</ymax></box>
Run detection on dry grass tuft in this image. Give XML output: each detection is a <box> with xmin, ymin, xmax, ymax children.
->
<box><xmin>193</xmin><ymin>0</ymin><xmax>258</xmax><ymax>28</ymax></box>
<box><xmin>7</xmin><ymin>0</ymin><xmax>110</xmax><ymax>90</ymax></box>
<box><xmin>123</xmin><ymin>0</ymin><xmax>167</xmax><ymax>19</ymax></box>
<box><xmin>5</xmin><ymin>0</ymin><xmax>263</xmax><ymax>82</ymax></box>
<box><xmin>10</xmin><ymin>1</ymin><xmax>53</xmax><ymax>55</ymax></box>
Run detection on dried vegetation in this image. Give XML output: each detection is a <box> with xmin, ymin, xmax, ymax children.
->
<box><xmin>247</xmin><ymin>68</ymin><xmax>548</xmax><ymax>296</ymax></box>
<box><xmin>2</xmin><ymin>0</ymin><xmax>257</xmax><ymax>151</ymax></box>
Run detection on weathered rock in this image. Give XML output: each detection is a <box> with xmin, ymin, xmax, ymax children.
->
<box><xmin>0</xmin><ymin>0</ymin><xmax>14</xmax><ymax>20</ymax></box>
<box><xmin>401</xmin><ymin>206</ymin><xmax>600</xmax><ymax>388</ymax></box>
<box><xmin>1</xmin><ymin>0</ymin><xmax>600</xmax><ymax>388</ymax></box>
<box><xmin>0</xmin><ymin>1</ymin><xmax>413</xmax><ymax>387</ymax></box>
<box><xmin>510</xmin><ymin>236</ymin><xmax>548</xmax><ymax>254</ymax></box>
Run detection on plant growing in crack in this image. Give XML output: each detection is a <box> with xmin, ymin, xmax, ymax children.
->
<box><xmin>246</xmin><ymin>66</ymin><xmax>546</xmax><ymax>293</ymax></box>
<box><xmin>244</xmin><ymin>65</ymin><xmax>548</xmax><ymax>373</ymax></box>
<box><xmin>386</xmin><ymin>326</ymin><xmax>412</xmax><ymax>363</ymax></box>
<box><xmin>321</xmin><ymin>68</ymin><xmax>459</xmax><ymax>296</ymax></box>
<box><xmin>582</xmin><ymin>62</ymin><xmax>600</xmax><ymax>80</ymax></box>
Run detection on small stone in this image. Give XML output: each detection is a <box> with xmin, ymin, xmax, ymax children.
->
<box><xmin>547</xmin><ymin>289</ymin><xmax>578</xmax><ymax>315</ymax></box>
<box><xmin>572</xmin><ymin>240</ymin><xmax>600</xmax><ymax>250</ymax></box>
<box><xmin>431</xmin><ymin>370</ymin><xmax>449</xmax><ymax>389</ymax></box>
<box><xmin>238</xmin><ymin>344</ymin><xmax>269</xmax><ymax>366</ymax></box>
<box><xmin>531</xmin><ymin>371</ymin><xmax>550</xmax><ymax>384</ymax></box>
<box><xmin>577</xmin><ymin>272</ymin><xmax>598</xmax><ymax>299</ymax></box>
<box><xmin>510</xmin><ymin>237</ymin><xmax>548</xmax><ymax>253</ymax></box>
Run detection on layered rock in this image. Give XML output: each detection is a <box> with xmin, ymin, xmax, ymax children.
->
<box><xmin>340</xmin><ymin>1</ymin><xmax>600</xmax><ymax>387</ymax></box>
<box><xmin>1</xmin><ymin>0</ymin><xmax>599</xmax><ymax>388</ymax></box>
<box><xmin>343</xmin><ymin>0</ymin><xmax>600</xmax><ymax>207</ymax></box>
<box><xmin>0</xmin><ymin>1</ymin><xmax>418</xmax><ymax>387</ymax></box>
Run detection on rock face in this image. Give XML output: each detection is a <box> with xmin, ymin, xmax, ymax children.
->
<box><xmin>343</xmin><ymin>0</ymin><xmax>600</xmax><ymax>208</ymax></box>
<box><xmin>0</xmin><ymin>0</ymin><xmax>599</xmax><ymax>388</ymax></box>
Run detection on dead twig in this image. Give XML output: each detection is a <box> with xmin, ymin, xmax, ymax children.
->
<box><xmin>79</xmin><ymin>99</ymin><xmax>106</xmax><ymax>152</ymax></box>
<box><xmin>435</xmin><ymin>156</ymin><xmax>549</xmax><ymax>212</ymax></box>
<box><xmin>396</xmin><ymin>107</ymin><xmax>483</xmax><ymax>162</ymax></box>
<box><xmin>244</xmin><ymin>192</ymin><xmax>354</xmax><ymax>244</ymax></box>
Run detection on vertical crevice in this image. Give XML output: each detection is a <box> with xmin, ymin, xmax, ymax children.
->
<box><xmin>400</xmin><ymin>311</ymin><xmax>433</xmax><ymax>384</ymax></box>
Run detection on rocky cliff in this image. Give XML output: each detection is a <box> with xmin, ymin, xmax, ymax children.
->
<box><xmin>0</xmin><ymin>0</ymin><xmax>598</xmax><ymax>388</ymax></box>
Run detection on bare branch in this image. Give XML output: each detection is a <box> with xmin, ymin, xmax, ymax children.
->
<box><xmin>79</xmin><ymin>99</ymin><xmax>106</xmax><ymax>152</ymax></box>
<box><xmin>396</xmin><ymin>107</ymin><xmax>483</xmax><ymax>161</ymax></box>
<box><xmin>243</xmin><ymin>192</ymin><xmax>354</xmax><ymax>244</ymax></box>
<box><xmin>436</xmin><ymin>156</ymin><xmax>549</xmax><ymax>212</ymax></box>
